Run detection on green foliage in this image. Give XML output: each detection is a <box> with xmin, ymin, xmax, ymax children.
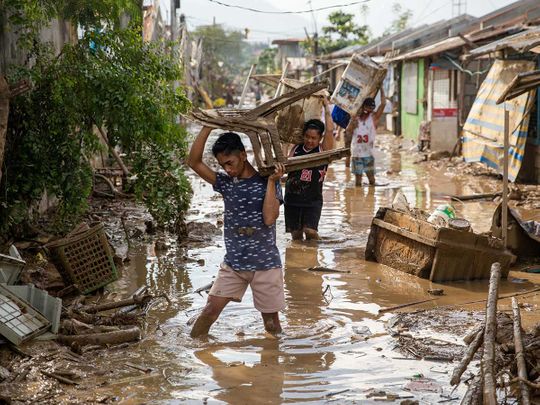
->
<box><xmin>306</xmin><ymin>10</ymin><xmax>370</xmax><ymax>55</ymax></box>
<box><xmin>194</xmin><ymin>24</ymin><xmax>250</xmax><ymax>99</ymax></box>
<box><xmin>383</xmin><ymin>3</ymin><xmax>412</xmax><ymax>37</ymax></box>
<box><xmin>257</xmin><ymin>47</ymin><xmax>278</xmax><ymax>74</ymax></box>
<box><xmin>131</xmin><ymin>144</ymin><xmax>191</xmax><ymax>228</ymax></box>
<box><xmin>1</xmin><ymin>9</ymin><xmax>192</xmax><ymax>236</ymax></box>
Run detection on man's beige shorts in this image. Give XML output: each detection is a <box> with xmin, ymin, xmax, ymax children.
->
<box><xmin>209</xmin><ymin>263</ymin><xmax>285</xmax><ymax>313</ymax></box>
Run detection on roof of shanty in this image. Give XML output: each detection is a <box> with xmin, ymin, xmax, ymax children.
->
<box><xmin>321</xmin><ymin>27</ymin><xmax>421</xmax><ymax>60</ymax></box>
<box><xmin>391</xmin><ymin>15</ymin><xmax>476</xmax><ymax>52</ymax></box>
<box><xmin>477</xmin><ymin>0</ymin><xmax>540</xmax><ymax>28</ymax></box>
<box><xmin>386</xmin><ymin>23</ymin><xmax>528</xmax><ymax>62</ymax></box>
<box><xmin>465</xmin><ymin>26</ymin><xmax>540</xmax><ymax>59</ymax></box>
<box><xmin>271</xmin><ymin>38</ymin><xmax>305</xmax><ymax>45</ymax></box>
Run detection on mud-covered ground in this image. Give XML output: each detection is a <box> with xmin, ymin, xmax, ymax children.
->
<box><xmin>2</xmin><ymin>132</ymin><xmax>540</xmax><ymax>404</ymax></box>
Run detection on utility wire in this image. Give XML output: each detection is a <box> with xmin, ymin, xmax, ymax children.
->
<box><xmin>206</xmin><ymin>0</ymin><xmax>371</xmax><ymax>14</ymax></box>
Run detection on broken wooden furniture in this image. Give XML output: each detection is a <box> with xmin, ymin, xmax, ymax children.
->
<box><xmin>189</xmin><ymin>81</ymin><xmax>349</xmax><ymax>176</ymax></box>
<box><xmin>365</xmin><ymin>207</ymin><xmax>514</xmax><ymax>282</ymax></box>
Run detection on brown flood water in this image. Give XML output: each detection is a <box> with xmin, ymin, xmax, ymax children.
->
<box><xmin>89</xmin><ymin>133</ymin><xmax>539</xmax><ymax>404</ymax></box>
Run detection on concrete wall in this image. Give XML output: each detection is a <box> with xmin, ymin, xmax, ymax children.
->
<box><xmin>0</xmin><ymin>17</ymin><xmax>75</xmax><ymax>74</ymax></box>
<box><xmin>400</xmin><ymin>59</ymin><xmax>425</xmax><ymax>140</ymax></box>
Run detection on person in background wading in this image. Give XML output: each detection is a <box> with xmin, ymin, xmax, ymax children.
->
<box><xmin>187</xmin><ymin>127</ymin><xmax>285</xmax><ymax>338</ymax></box>
<box><xmin>345</xmin><ymin>87</ymin><xmax>385</xmax><ymax>186</ymax></box>
<box><xmin>284</xmin><ymin>97</ymin><xmax>334</xmax><ymax>240</ymax></box>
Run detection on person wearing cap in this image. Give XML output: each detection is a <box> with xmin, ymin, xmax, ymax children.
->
<box><xmin>345</xmin><ymin>87</ymin><xmax>385</xmax><ymax>186</ymax></box>
<box><xmin>284</xmin><ymin>97</ymin><xmax>334</xmax><ymax>240</ymax></box>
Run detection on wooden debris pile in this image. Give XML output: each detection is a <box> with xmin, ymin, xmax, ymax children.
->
<box><xmin>58</xmin><ymin>286</ymin><xmax>165</xmax><ymax>354</ymax></box>
<box><xmin>450</xmin><ymin>262</ymin><xmax>540</xmax><ymax>404</ymax></box>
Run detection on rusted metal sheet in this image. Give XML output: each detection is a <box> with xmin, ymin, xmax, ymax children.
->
<box><xmin>365</xmin><ymin>208</ymin><xmax>514</xmax><ymax>282</ymax></box>
<box><xmin>496</xmin><ymin>69</ymin><xmax>540</xmax><ymax>104</ymax></box>
<box><xmin>466</xmin><ymin>26</ymin><xmax>540</xmax><ymax>59</ymax></box>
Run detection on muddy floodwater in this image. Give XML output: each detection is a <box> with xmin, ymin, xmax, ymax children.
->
<box><xmin>83</xmin><ymin>134</ymin><xmax>539</xmax><ymax>404</ymax></box>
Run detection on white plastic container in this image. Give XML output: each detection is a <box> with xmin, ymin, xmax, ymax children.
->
<box><xmin>330</xmin><ymin>54</ymin><xmax>387</xmax><ymax>115</ymax></box>
<box><xmin>427</xmin><ymin>204</ymin><xmax>456</xmax><ymax>227</ymax></box>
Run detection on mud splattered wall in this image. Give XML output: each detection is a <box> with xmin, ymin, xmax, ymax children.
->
<box><xmin>400</xmin><ymin>59</ymin><xmax>425</xmax><ymax>140</ymax></box>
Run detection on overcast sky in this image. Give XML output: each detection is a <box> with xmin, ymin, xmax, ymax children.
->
<box><xmin>163</xmin><ymin>0</ymin><xmax>518</xmax><ymax>43</ymax></box>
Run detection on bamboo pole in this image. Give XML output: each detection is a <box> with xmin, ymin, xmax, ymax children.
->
<box><xmin>451</xmin><ymin>326</ymin><xmax>484</xmax><ymax>386</ymax></box>
<box><xmin>274</xmin><ymin>61</ymin><xmax>290</xmax><ymax>99</ymax></box>
<box><xmin>502</xmin><ymin>109</ymin><xmax>509</xmax><ymax>248</ymax></box>
<box><xmin>511</xmin><ymin>297</ymin><xmax>530</xmax><ymax>405</ymax></box>
<box><xmin>237</xmin><ymin>64</ymin><xmax>256</xmax><ymax>108</ymax></box>
<box><xmin>482</xmin><ymin>262</ymin><xmax>501</xmax><ymax>405</ymax></box>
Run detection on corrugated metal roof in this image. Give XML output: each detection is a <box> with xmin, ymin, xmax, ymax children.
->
<box><xmin>387</xmin><ymin>24</ymin><xmax>527</xmax><ymax>62</ymax></box>
<box><xmin>387</xmin><ymin>37</ymin><xmax>465</xmax><ymax>62</ymax></box>
<box><xmin>466</xmin><ymin>26</ymin><xmax>540</xmax><ymax>58</ymax></box>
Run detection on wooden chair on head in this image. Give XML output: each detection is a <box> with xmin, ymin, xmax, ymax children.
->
<box><xmin>189</xmin><ymin>80</ymin><xmax>349</xmax><ymax>176</ymax></box>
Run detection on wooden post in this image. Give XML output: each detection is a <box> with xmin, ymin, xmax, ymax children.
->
<box><xmin>274</xmin><ymin>61</ymin><xmax>290</xmax><ymax>99</ymax></box>
<box><xmin>512</xmin><ymin>297</ymin><xmax>531</xmax><ymax>405</ymax></box>
<box><xmin>237</xmin><ymin>64</ymin><xmax>256</xmax><ymax>108</ymax></box>
<box><xmin>482</xmin><ymin>262</ymin><xmax>501</xmax><ymax>405</ymax></box>
<box><xmin>502</xmin><ymin>108</ymin><xmax>509</xmax><ymax>248</ymax></box>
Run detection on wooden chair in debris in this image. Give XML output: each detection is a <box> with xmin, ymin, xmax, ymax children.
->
<box><xmin>189</xmin><ymin>81</ymin><xmax>349</xmax><ymax>176</ymax></box>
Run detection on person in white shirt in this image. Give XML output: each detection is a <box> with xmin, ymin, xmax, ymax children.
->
<box><xmin>345</xmin><ymin>88</ymin><xmax>385</xmax><ymax>186</ymax></box>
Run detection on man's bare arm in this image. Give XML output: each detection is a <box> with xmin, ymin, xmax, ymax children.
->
<box><xmin>187</xmin><ymin>126</ymin><xmax>217</xmax><ymax>185</ymax></box>
<box><xmin>321</xmin><ymin>97</ymin><xmax>334</xmax><ymax>151</ymax></box>
<box><xmin>262</xmin><ymin>163</ymin><xmax>285</xmax><ymax>226</ymax></box>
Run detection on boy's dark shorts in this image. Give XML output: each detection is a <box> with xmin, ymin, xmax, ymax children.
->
<box><xmin>284</xmin><ymin>204</ymin><xmax>322</xmax><ymax>232</ymax></box>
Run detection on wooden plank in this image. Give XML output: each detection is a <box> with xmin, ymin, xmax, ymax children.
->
<box><xmin>372</xmin><ymin>218</ymin><xmax>437</xmax><ymax>247</ymax></box>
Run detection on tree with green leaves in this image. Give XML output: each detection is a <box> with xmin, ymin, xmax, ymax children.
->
<box><xmin>382</xmin><ymin>3</ymin><xmax>412</xmax><ymax>37</ymax></box>
<box><xmin>193</xmin><ymin>24</ymin><xmax>250</xmax><ymax>100</ymax></box>
<box><xmin>307</xmin><ymin>10</ymin><xmax>370</xmax><ymax>56</ymax></box>
<box><xmin>257</xmin><ymin>47</ymin><xmax>278</xmax><ymax>74</ymax></box>
<box><xmin>1</xmin><ymin>1</ymin><xmax>192</xmax><ymax>238</ymax></box>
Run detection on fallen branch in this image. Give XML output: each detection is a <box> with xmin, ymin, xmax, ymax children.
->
<box><xmin>433</xmin><ymin>287</ymin><xmax>540</xmax><ymax>311</ymax></box>
<box><xmin>482</xmin><ymin>262</ymin><xmax>501</xmax><ymax>405</ymax></box>
<box><xmin>79</xmin><ymin>294</ymin><xmax>152</xmax><ymax>314</ymax></box>
<box><xmin>504</xmin><ymin>377</ymin><xmax>540</xmax><ymax>390</ymax></box>
<box><xmin>378</xmin><ymin>298</ymin><xmax>438</xmax><ymax>314</ymax></box>
<box><xmin>118</xmin><ymin>286</ymin><xmax>149</xmax><ymax>314</ymax></box>
<box><xmin>464</xmin><ymin>324</ymin><xmax>484</xmax><ymax>345</ymax></box>
<box><xmin>41</xmin><ymin>370</ymin><xmax>79</xmax><ymax>385</ymax></box>
<box><xmin>94</xmin><ymin>173</ymin><xmax>131</xmax><ymax>198</ymax></box>
<box><xmin>451</xmin><ymin>326</ymin><xmax>484</xmax><ymax>386</ymax></box>
<box><xmin>57</xmin><ymin>326</ymin><xmax>141</xmax><ymax>346</ymax></box>
<box><xmin>449</xmin><ymin>192</ymin><xmax>501</xmax><ymax>202</ymax></box>
<box><xmin>512</xmin><ymin>297</ymin><xmax>531</xmax><ymax>405</ymax></box>
<box><xmin>307</xmin><ymin>266</ymin><xmax>351</xmax><ymax>273</ymax></box>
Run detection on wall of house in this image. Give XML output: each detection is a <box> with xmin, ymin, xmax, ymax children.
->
<box><xmin>1</xmin><ymin>17</ymin><xmax>75</xmax><ymax>74</ymax></box>
<box><xmin>400</xmin><ymin>59</ymin><xmax>425</xmax><ymax>140</ymax></box>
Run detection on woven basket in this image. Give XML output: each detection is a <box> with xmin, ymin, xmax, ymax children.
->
<box><xmin>48</xmin><ymin>223</ymin><xmax>118</xmax><ymax>294</ymax></box>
